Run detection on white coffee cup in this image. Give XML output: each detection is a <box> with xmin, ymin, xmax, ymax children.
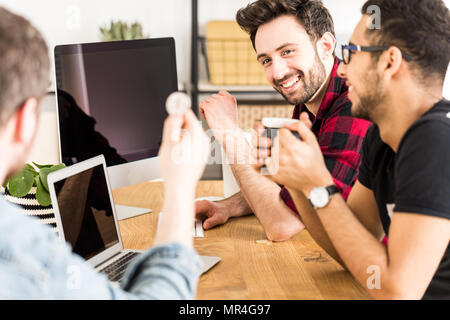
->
<box><xmin>261</xmin><ymin>117</ymin><xmax>301</xmax><ymax>140</ymax></box>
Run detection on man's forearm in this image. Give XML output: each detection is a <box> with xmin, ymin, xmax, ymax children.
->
<box><xmin>222</xmin><ymin>130</ymin><xmax>304</xmax><ymax>240</ymax></box>
<box><xmin>313</xmin><ymin>194</ymin><xmax>393</xmax><ymax>298</ymax></box>
<box><xmin>154</xmin><ymin>187</ymin><xmax>196</xmax><ymax>247</ymax></box>
<box><xmin>287</xmin><ymin>187</ymin><xmax>346</xmax><ymax>267</ymax></box>
<box><xmin>231</xmin><ymin>162</ymin><xmax>304</xmax><ymax>240</ymax></box>
<box><xmin>219</xmin><ymin>191</ymin><xmax>253</xmax><ymax>218</ymax></box>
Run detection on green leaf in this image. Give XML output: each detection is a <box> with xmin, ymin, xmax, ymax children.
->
<box><xmin>24</xmin><ymin>164</ymin><xmax>39</xmax><ymax>177</ymax></box>
<box><xmin>39</xmin><ymin>164</ymin><xmax>66</xmax><ymax>192</ymax></box>
<box><xmin>99</xmin><ymin>20</ymin><xmax>145</xmax><ymax>42</ymax></box>
<box><xmin>35</xmin><ymin>176</ymin><xmax>51</xmax><ymax>207</ymax></box>
<box><xmin>8</xmin><ymin>169</ymin><xmax>34</xmax><ymax>197</ymax></box>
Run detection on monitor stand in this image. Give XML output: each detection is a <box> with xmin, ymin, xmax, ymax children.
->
<box><xmin>107</xmin><ymin>157</ymin><xmax>160</xmax><ymax>221</ymax></box>
<box><xmin>115</xmin><ymin>204</ymin><xmax>152</xmax><ymax>221</ymax></box>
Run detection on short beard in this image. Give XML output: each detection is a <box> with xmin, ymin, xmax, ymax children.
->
<box><xmin>351</xmin><ymin>71</ymin><xmax>385</xmax><ymax>121</ymax></box>
<box><xmin>277</xmin><ymin>50</ymin><xmax>327</xmax><ymax>106</ymax></box>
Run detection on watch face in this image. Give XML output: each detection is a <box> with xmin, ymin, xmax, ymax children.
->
<box><xmin>310</xmin><ymin>187</ymin><xmax>329</xmax><ymax>208</ymax></box>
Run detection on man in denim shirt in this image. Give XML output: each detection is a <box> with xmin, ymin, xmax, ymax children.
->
<box><xmin>0</xmin><ymin>7</ymin><xmax>210</xmax><ymax>299</ymax></box>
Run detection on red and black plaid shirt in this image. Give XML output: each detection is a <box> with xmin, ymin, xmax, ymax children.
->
<box><xmin>280</xmin><ymin>58</ymin><xmax>371</xmax><ymax>213</ymax></box>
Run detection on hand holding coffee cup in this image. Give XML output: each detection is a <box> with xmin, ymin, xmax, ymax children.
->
<box><xmin>255</xmin><ymin>117</ymin><xmax>301</xmax><ymax>173</ymax></box>
<box><xmin>261</xmin><ymin>117</ymin><xmax>302</xmax><ymax>140</ymax></box>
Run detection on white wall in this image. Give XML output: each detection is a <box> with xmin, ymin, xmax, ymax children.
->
<box><xmin>0</xmin><ymin>0</ymin><xmax>193</xmax><ymax>90</ymax></box>
<box><xmin>0</xmin><ymin>0</ymin><xmax>448</xmax><ymax>98</ymax></box>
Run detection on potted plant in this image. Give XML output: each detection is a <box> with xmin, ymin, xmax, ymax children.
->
<box><xmin>1</xmin><ymin>162</ymin><xmax>66</xmax><ymax>233</ymax></box>
<box><xmin>100</xmin><ymin>20</ymin><xmax>148</xmax><ymax>41</ymax></box>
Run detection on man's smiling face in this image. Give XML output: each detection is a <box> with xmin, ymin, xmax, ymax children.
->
<box><xmin>255</xmin><ymin>14</ymin><xmax>327</xmax><ymax>105</ymax></box>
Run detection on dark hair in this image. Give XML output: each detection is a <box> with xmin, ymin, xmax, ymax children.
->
<box><xmin>0</xmin><ymin>7</ymin><xmax>50</xmax><ymax>125</ymax></box>
<box><xmin>361</xmin><ymin>0</ymin><xmax>450</xmax><ymax>81</ymax></box>
<box><xmin>236</xmin><ymin>0</ymin><xmax>335</xmax><ymax>50</ymax></box>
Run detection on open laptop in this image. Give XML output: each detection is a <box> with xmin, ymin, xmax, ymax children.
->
<box><xmin>48</xmin><ymin>155</ymin><xmax>220</xmax><ymax>283</ymax></box>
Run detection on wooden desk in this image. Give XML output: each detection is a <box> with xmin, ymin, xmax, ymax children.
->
<box><xmin>113</xmin><ymin>180</ymin><xmax>371</xmax><ymax>300</ymax></box>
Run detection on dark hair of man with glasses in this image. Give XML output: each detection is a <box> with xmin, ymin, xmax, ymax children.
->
<box><xmin>361</xmin><ymin>0</ymin><xmax>450</xmax><ymax>81</ymax></box>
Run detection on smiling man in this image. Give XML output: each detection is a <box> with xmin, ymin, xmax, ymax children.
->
<box><xmin>196</xmin><ymin>0</ymin><xmax>371</xmax><ymax>241</ymax></box>
<box><xmin>259</xmin><ymin>0</ymin><xmax>450</xmax><ymax>299</ymax></box>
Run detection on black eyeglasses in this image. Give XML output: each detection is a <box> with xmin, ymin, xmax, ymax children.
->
<box><xmin>341</xmin><ymin>44</ymin><xmax>413</xmax><ymax>65</ymax></box>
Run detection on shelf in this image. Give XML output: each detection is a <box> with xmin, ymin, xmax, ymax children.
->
<box><xmin>191</xmin><ymin>0</ymin><xmax>291</xmax><ymax>112</ymax></box>
<box><xmin>197</xmin><ymin>81</ymin><xmax>286</xmax><ymax>103</ymax></box>
<box><xmin>198</xmin><ymin>81</ymin><xmax>274</xmax><ymax>92</ymax></box>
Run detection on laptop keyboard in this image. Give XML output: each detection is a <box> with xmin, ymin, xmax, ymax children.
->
<box><xmin>193</xmin><ymin>220</ymin><xmax>204</xmax><ymax>237</ymax></box>
<box><xmin>100</xmin><ymin>251</ymin><xmax>140</xmax><ymax>283</ymax></box>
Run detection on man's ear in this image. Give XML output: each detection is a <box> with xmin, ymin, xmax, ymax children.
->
<box><xmin>378</xmin><ymin>46</ymin><xmax>403</xmax><ymax>81</ymax></box>
<box><xmin>11</xmin><ymin>97</ymin><xmax>39</xmax><ymax>145</ymax></box>
<box><xmin>316</xmin><ymin>32</ymin><xmax>336</xmax><ymax>60</ymax></box>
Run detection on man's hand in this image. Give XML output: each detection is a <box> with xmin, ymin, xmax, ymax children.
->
<box><xmin>155</xmin><ymin>110</ymin><xmax>210</xmax><ymax>247</ymax></box>
<box><xmin>251</xmin><ymin>121</ymin><xmax>271</xmax><ymax>167</ymax></box>
<box><xmin>195</xmin><ymin>199</ymin><xmax>231</xmax><ymax>230</ymax></box>
<box><xmin>195</xmin><ymin>192</ymin><xmax>254</xmax><ymax>230</ymax></box>
<box><xmin>199</xmin><ymin>90</ymin><xmax>239</xmax><ymax>145</ymax></box>
<box><xmin>158</xmin><ymin>110</ymin><xmax>210</xmax><ymax>190</ymax></box>
<box><xmin>255</xmin><ymin>112</ymin><xmax>333</xmax><ymax>194</ymax></box>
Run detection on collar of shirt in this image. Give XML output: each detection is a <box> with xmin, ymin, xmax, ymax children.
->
<box><xmin>292</xmin><ymin>57</ymin><xmax>346</xmax><ymax>126</ymax></box>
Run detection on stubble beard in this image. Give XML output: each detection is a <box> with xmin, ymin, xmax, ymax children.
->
<box><xmin>351</xmin><ymin>71</ymin><xmax>385</xmax><ymax>121</ymax></box>
<box><xmin>276</xmin><ymin>53</ymin><xmax>327</xmax><ymax>106</ymax></box>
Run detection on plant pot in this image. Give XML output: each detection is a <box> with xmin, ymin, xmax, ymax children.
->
<box><xmin>1</xmin><ymin>186</ymin><xmax>58</xmax><ymax>234</ymax></box>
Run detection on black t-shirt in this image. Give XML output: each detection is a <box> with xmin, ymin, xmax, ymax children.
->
<box><xmin>358</xmin><ymin>99</ymin><xmax>450</xmax><ymax>300</ymax></box>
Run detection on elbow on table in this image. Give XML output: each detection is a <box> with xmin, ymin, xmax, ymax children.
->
<box><xmin>371</xmin><ymin>290</ymin><xmax>418</xmax><ymax>300</ymax></box>
<box><xmin>369</xmin><ymin>282</ymin><xmax>423</xmax><ymax>300</ymax></box>
<box><xmin>265</xmin><ymin>222</ymin><xmax>304</xmax><ymax>242</ymax></box>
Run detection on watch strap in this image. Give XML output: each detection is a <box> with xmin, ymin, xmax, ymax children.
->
<box><xmin>325</xmin><ymin>185</ymin><xmax>339</xmax><ymax>197</ymax></box>
<box><xmin>309</xmin><ymin>184</ymin><xmax>339</xmax><ymax>209</ymax></box>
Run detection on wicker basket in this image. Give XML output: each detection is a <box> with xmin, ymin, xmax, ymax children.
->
<box><xmin>238</xmin><ymin>104</ymin><xmax>295</xmax><ymax>130</ymax></box>
<box><xmin>1</xmin><ymin>186</ymin><xmax>58</xmax><ymax>234</ymax></box>
<box><xmin>205</xmin><ymin>21</ymin><xmax>267</xmax><ymax>85</ymax></box>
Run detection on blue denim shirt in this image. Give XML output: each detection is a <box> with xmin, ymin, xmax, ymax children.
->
<box><xmin>0</xmin><ymin>196</ymin><xmax>202</xmax><ymax>299</ymax></box>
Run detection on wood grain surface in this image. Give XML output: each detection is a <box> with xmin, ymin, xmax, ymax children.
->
<box><xmin>112</xmin><ymin>180</ymin><xmax>371</xmax><ymax>300</ymax></box>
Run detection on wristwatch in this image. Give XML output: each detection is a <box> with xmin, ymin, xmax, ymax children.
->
<box><xmin>309</xmin><ymin>185</ymin><xmax>339</xmax><ymax>209</ymax></box>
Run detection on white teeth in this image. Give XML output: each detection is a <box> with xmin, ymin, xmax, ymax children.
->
<box><xmin>282</xmin><ymin>77</ymin><xmax>299</xmax><ymax>88</ymax></box>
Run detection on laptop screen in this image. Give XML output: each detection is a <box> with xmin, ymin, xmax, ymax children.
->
<box><xmin>53</xmin><ymin>163</ymin><xmax>119</xmax><ymax>260</ymax></box>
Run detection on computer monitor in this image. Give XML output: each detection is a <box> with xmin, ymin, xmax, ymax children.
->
<box><xmin>54</xmin><ymin>38</ymin><xmax>177</xmax><ymax>219</ymax></box>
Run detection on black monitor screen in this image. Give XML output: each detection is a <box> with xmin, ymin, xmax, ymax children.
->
<box><xmin>54</xmin><ymin>38</ymin><xmax>177</xmax><ymax>167</ymax></box>
<box><xmin>54</xmin><ymin>164</ymin><xmax>118</xmax><ymax>260</ymax></box>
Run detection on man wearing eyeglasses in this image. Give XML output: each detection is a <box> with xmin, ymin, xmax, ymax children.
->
<box><xmin>196</xmin><ymin>0</ymin><xmax>371</xmax><ymax>241</ymax></box>
<box><xmin>257</xmin><ymin>0</ymin><xmax>450</xmax><ymax>299</ymax></box>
